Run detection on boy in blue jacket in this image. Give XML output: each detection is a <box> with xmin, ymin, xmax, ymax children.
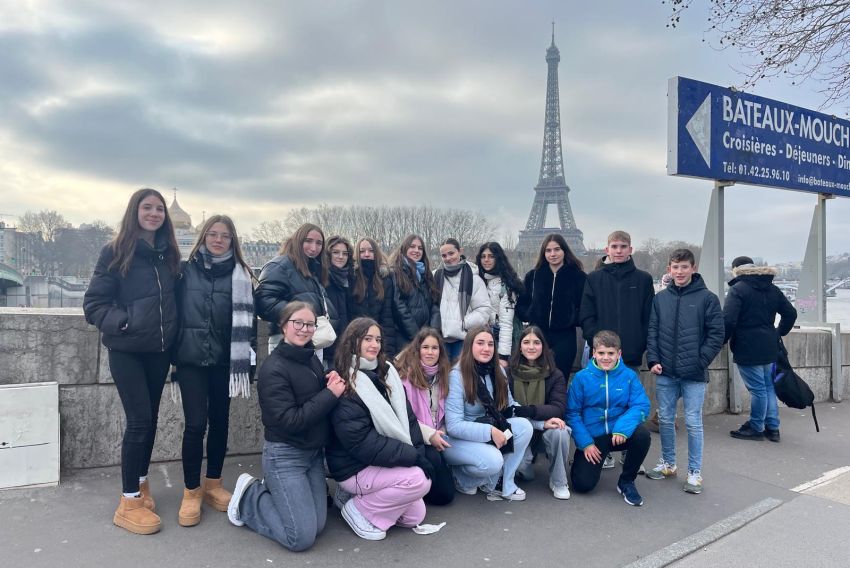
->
<box><xmin>566</xmin><ymin>330</ymin><xmax>651</xmax><ymax>506</ymax></box>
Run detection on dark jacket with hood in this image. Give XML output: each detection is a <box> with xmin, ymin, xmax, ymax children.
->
<box><xmin>647</xmin><ymin>273</ymin><xmax>724</xmax><ymax>381</ymax></box>
<box><xmin>349</xmin><ymin>262</ymin><xmax>399</xmax><ymax>358</ymax></box>
<box><xmin>258</xmin><ymin>340</ymin><xmax>339</xmax><ymax>448</ymax></box>
<box><xmin>723</xmin><ymin>265</ymin><xmax>797</xmax><ymax>365</ymax></box>
<box><xmin>325</xmin><ymin>365</ymin><xmax>425</xmax><ymax>482</ymax></box>
<box><xmin>505</xmin><ymin>366</ymin><xmax>567</xmax><ymax>421</ymax></box>
<box><xmin>84</xmin><ymin>239</ymin><xmax>178</xmax><ymax>353</ymax></box>
<box><xmin>580</xmin><ymin>256</ymin><xmax>655</xmax><ymax>367</ymax></box>
<box><xmin>391</xmin><ymin>260</ymin><xmax>439</xmax><ymax>345</ymax></box>
<box><xmin>255</xmin><ymin>254</ymin><xmax>338</xmax><ymax>336</ymax></box>
<box><xmin>517</xmin><ymin>264</ymin><xmax>587</xmax><ymax>333</ymax></box>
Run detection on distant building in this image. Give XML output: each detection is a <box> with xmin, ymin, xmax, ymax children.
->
<box><xmin>242</xmin><ymin>241</ymin><xmax>280</xmax><ymax>269</ymax></box>
<box><xmin>0</xmin><ymin>222</ymin><xmax>38</xmax><ymax>275</ymax></box>
<box><xmin>168</xmin><ymin>191</ymin><xmax>200</xmax><ymax>260</ymax></box>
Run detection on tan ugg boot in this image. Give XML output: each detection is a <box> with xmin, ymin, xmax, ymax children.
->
<box><xmin>139</xmin><ymin>479</ymin><xmax>156</xmax><ymax>511</ymax></box>
<box><xmin>202</xmin><ymin>477</ymin><xmax>232</xmax><ymax>512</ymax></box>
<box><xmin>114</xmin><ymin>496</ymin><xmax>161</xmax><ymax>535</ymax></box>
<box><xmin>178</xmin><ymin>487</ymin><xmax>203</xmax><ymax>527</ymax></box>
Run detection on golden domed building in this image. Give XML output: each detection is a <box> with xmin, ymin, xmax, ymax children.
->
<box><xmin>168</xmin><ymin>189</ymin><xmax>198</xmax><ymax>259</ymax></box>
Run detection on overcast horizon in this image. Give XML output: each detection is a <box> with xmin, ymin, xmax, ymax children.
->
<box><xmin>2</xmin><ymin>1</ymin><xmax>849</xmax><ymax>264</ymax></box>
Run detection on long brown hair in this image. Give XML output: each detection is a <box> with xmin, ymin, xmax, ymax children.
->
<box><xmin>389</xmin><ymin>234</ymin><xmax>438</xmax><ymax>301</ymax></box>
<box><xmin>534</xmin><ymin>233</ymin><xmax>584</xmax><ymax>271</ymax></box>
<box><xmin>334</xmin><ymin>317</ymin><xmax>389</xmax><ymax>395</ymax></box>
<box><xmin>459</xmin><ymin>326</ymin><xmax>509</xmax><ymax>410</ymax></box>
<box><xmin>108</xmin><ymin>188</ymin><xmax>180</xmax><ymax>276</ymax></box>
<box><xmin>509</xmin><ymin>325</ymin><xmax>556</xmax><ymax>372</ymax></box>
<box><xmin>353</xmin><ymin>237</ymin><xmax>387</xmax><ymax>302</ymax></box>
<box><xmin>281</xmin><ymin>223</ymin><xmax>327</xmax><ymax>281</ymax></box>
<box><xmin>396</xmin><ymin>327</ymin><xmax>451</xmax><ymax>396</ymax></box>
<box><xmin>189</xmin><ymin>214</ymin><xmax>254</xmax><ymax>279</ymax></box>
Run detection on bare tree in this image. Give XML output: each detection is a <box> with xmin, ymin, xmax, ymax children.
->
<box><xmin>17</xmin><ymin>210</ymin><xmax>71</xmax><ymax>275</ymax></box>
<box><xmin>666</xmin><ymin>0</ymin><xmax>850</xmax><ymax>108</ymax></box>
<box><xmin>252</xmin><ymin>220</ymin><xmax>289</xmax><ymax>244</ymax></box>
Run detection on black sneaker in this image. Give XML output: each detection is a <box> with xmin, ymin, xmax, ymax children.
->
<box><xmin>617</xmin><ymin>480</ymin><xmax>643</xmax><ymax>506</ymax></box>
<box><xmin>730</xmin><ymin>422</ymin><xmax>764</xmax><ymax>441</ymax></box>
<box><xmin>763</xmin><ymin>427</ymin><xmax>781</xmax><ymax>443</ymax></box>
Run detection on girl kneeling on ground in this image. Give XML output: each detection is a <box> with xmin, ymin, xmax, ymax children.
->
<box><xmin>227</xmin><ymin>302</ymin><xmax>345</xmax><ymax>551</ymax></box>
<box><xmin>443</xmin><ymin>326</ymin><xmax>533</xmax><ymax>501</ymax></box>
<box><xmin>507</xmin><ymin>326</ymin><xmax>572</xmax><ymax>500</ymax></box>
<box><xmin>397</xmin><ymin>327</ymin><xmax>456</xmax><ymax>505</ymax></box>
<box><xmin>326</xmin><ymin>317</ymin><xmax>433</xmax><ymax>541</ymax></box>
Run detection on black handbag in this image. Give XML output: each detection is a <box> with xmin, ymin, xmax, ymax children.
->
<box><xmin>773</xmin><ymin>338</ymin><xmax>819</xmax><ymax>432</ymax></box>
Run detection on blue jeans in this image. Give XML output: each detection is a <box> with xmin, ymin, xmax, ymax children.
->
<box><xmin>444</xmin><ymin>340</ymin><xmax>463</xmax><ymax>363</ymax></box>
<box><xmin>655</xmin><ymin>375</ymin><xmax>705</xmax><ymax>473</ymax></box>
<box><xmin>443</xmin><ymin>417</ymin><xmax>533</xmax><ymax>496</ymax></box>
<box><xmin>738</xmin><ymin>364</ymin><xmax>779</xmax><ymax>432</ymax></box>
<box><xmin>239</xmin><ymin>441</ymin><xmax>327</xmax><ymax>552</ymax></box>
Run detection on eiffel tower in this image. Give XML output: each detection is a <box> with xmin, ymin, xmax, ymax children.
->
<box><xmin>517</xmin><ymin>25</ymin><xmax>586</xmax><ymax>255</ymax></box>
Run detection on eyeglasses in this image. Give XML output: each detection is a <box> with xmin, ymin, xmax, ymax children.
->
<box><xmin>331</xmin><ymin>251</ymin><xmax>350</xmax><ymax>257</ymax></box>
<box><xmin>288</xmin><ymin>319</ymin><xmax>317</xmax><ymax>331</ymax></box>
<box><xmin>205</xmin><ymin>231</ymin><xmax>233</xmax><ymax>241</ymax></box>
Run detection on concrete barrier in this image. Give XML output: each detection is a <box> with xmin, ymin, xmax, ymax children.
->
<box><xmin>0</xmin><ymin>308</ymin><xmax>845</xmax><ymax>470</ymax></box>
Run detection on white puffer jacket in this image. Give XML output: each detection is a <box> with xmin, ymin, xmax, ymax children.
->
<box><xmin>483</xmin><ymin>273</ymin><xmax>515</xmax><ymax>358</ymax></box>
<box><xmin>438</xmin><ymin>262</ymin><xmax>492</xmax><ymax>341</ymax></box>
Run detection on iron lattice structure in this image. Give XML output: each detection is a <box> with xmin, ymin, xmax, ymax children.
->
<box><xmin>517</xmin><ymin>27</ymin><xmax>586</xmax><ymax>255</ymax></box>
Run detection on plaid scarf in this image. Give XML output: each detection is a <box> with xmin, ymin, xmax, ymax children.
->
<box><xmin>229</xmin><ymin>263</ymin><xmax>254</xmax><ymax>398</ymax></box>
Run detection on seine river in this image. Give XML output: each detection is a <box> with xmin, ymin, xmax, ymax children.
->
<box><xmin>827</xmin><ymin>288</ymin><xmax>850</xmax><ymax>329</ymax></box>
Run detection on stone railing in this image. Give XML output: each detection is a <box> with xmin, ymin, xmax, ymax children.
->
<box><xmin>0</xmin><ymin>308</ymin><xmax>846</xmax><ymax>470</ymax></box>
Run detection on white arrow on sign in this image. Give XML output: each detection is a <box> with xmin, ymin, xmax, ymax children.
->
<box><xmin>685</xmin><ymin>93</ymin><xmax>712</xmax><ymax>167</ymax></box>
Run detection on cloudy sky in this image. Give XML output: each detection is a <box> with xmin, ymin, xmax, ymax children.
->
<box><xmin>2</xmin><ymin>0</ymin><xmax>848</xmax><ymax>262</ymax></box>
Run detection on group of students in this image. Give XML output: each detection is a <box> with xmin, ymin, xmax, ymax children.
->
<box><xmin>83</xmin><ymin>188</ymin><xmax>796</xmax><ymax>550</ymax></box>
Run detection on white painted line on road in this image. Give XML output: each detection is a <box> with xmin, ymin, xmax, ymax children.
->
<box><xmin>622</xmin><ymin>497</ymin><xmax>783</xmax><ymax>568</ymax></box>
<box><xmin>790</xmin><ymin>466</ymin><xmax>850</xmax><ymax>493</ymax></box>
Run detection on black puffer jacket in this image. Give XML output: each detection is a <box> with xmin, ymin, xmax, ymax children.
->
<box><xmin>647</xmin><ymin>274</ymin><xmax>724</xmax><ymax>381</ymax></box>
<box><xmin>174</xmin><ymin>256</ymin><xmax>236</xmax><ymax>367</ymax></box>
<box><xmin>323</xmin><ymin>268</ymin><xmax>351</xmax><ymax>364</ymax></box>
<box><xmin>350</xmin><ymin>266</ymin><xmax>399</xmax><ymax>358</ymax></box>
<box><xmin>326</xmin><ymin>367</ymin><xmax>425</xmax><ymax>482</ymax></box>
<box><xmin>392</xmin><ymin>261</ymin><xmax>438</xmax><ymax>346</ymax></box>
<box><xmin>579</xmin><ymin>257</ymin><xmax>655</xmax><ymax>367</ymax></box>
<box><xmin>84</xmin><ymin>239</ymin><xmax>178</xmax><ymax>353</ymax></box>
<box><xmin>258</xmin><ymin>341</ymin><xmax>339</xmax><ymax>448</ymax></box>
<box><xmin>723</xmin><ymin>265</ymin><xmax>797</xmax><ymax>365</ymax></box>
<box><xmin>506</xmin><ymin>367</ymin><xmax>567</xmax><ymax>421</ymax></box>
<box><xmin>255</xmin><ymin>254</ymin><xmax>338</xmax><ymax>336</ymax></box>
<box><xmin>517</xmin><ymin>264</ymin><xmax>587</xmax><ymax>332</ymax></box>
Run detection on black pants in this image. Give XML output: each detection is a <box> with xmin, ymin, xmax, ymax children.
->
<box><xmin>548</xmin><ymin>328</ymin><xmax>578</xmax><ymax>376</ymax></box>
<box><xmin>109</xmin><ymin>350</ymin><xmax>171</xmax><ymax>494</ymax></box>
<box><xmin>570</xmin><ymin>424</ymin><xmax>651</xmax><ymax>493</ymax></box>
<box><xmin>422</xmin><ymin>445</ymin><xmax>455</xmax><ymax>506</ymax></box>
<box><xmin>177</xmin><ymin>364</ymin><xmax>232</xmax><ymax>489</ymax></box>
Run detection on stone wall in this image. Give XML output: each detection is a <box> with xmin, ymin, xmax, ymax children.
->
<box><xmin>0</xmin><ymin>308</ymin><xmax>845</xmax><ymax>470</ymax></box>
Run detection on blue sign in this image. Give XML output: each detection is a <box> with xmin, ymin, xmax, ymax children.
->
<box><xmin>668</xmin><ymin>76</ymin><xmax>850</xmax><ymax>197</ymax></box>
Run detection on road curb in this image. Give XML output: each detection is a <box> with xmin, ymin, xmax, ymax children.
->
<box><xmin>622</xmin><ymin>497</ymin><xmax>784</xmax><ymax>568</ymax></box>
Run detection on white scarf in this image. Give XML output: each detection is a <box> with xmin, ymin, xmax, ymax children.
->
<box><xmin>229</xmin><ymin>264</ymin><xmax>255</xmax><ymax>398</ymax></box>
<box><xmin>351</xmin><ymin>357</ymin><xmax>412</xmax><ymax>445</ymax></box>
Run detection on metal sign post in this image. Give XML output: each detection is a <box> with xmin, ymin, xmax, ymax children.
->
<box><xmin>699</xmin><ymin>180</ymin><xmax>732</xmax><ymax>305</ymax></box>
<box><xmin>797</xmin><ymin>194</ymin><xmax>832</xmax><ymax>322</ymax></box>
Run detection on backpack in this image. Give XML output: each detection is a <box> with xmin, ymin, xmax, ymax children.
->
<box><xmin>773</xmin><ymin>338</ymin><xmax>819</xmax><ymax>432</ymax></box>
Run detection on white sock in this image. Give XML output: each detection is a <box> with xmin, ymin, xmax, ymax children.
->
<box><xmin>123</xmin><ymin>492</ymin><xmax>141</xmax><ymax>498</ymax></box>
<box><xmin>139</xmin><ymin>476</ymin><xmax>147</xmax><ymax>484</ymax></box>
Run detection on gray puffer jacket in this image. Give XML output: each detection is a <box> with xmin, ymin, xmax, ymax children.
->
<box><xmin>646</xmin><ymin>274</ymin><xmax>724</xmax><ymax>381</ymax></box>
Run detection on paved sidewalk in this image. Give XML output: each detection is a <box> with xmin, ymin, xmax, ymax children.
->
<box><xmin>2</xmin><ymin>403</ymin><xmax>848</xmax><ymax>568</ymax></box>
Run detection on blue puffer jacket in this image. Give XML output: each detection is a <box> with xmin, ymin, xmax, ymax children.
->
<box><xmin>566</xmin><ymin>360</ymin><xmax>650</xmax><ymax>450</ymax></box>
<box><xmin>646</xmin><ymin>274</ymin><xmax>724</xmax><ymax>381</ymax></box>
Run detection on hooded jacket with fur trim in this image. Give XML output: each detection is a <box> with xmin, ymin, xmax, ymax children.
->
<box><xmin>723</xmin><ymin>264</ymin><xmax>797</xmax><ymax>365</ymax></box>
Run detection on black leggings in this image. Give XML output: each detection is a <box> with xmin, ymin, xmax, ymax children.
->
<box><xmin>109</xmin><ymin>350</ymin><xmax>171</xmax><ymax>494</ymax></box>
<box><xmin>548</xmin><ymin>328</ymin><xmax>578</xmax><ymax>376</ymax></box>
<box><xmin>177</xmin><ymin>364</ymin><xmax>232</xmax><ymax>489</ymax></box>
<box><xmin>570</xmin><ymin>424</ymin><xmax>651</xmax><ymax>493</ymax></box>
<box><xmin>422</xmin><ymin>445</ymin><xmax>455</xmax><ymax>506</ymax></box>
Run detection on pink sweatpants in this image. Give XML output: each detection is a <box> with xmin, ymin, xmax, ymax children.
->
<box><xmin>339</xmin><ymin>466</ymin><xmax>431</xmax><ymax>531</ymax></box>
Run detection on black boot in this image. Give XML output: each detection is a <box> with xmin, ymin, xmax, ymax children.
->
<box><xmin>763</xmin><ymin>427</ymin><xmax>780</xmax><ymax>443</ymax></box>
<box><xmin>730</xmin><ymin>422</ymin><xmax>764</xmax><ymax>441</ymax></box>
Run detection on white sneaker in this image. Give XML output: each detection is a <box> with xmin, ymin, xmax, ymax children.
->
<box><xmin>341</xmin><ymin>500</ymin><xmax>386</xmax><ymax>541</ymax></box>
<box><xmin>683</xmin><ymin>470</ymin><xmax>703</xmax><ymax>494</ymax></box>
<box><xmin>499</xmin><ymin>488</ymin><xmax>527</xmax><ymax>501</ymax></box>
<box><xmin>454</xmin><ymin>481</ymin><xmax>478</xmax><ymax>495</ymax></box>
<box><xmin>227</xmin><ymin>473</ymin><xmax>255</xmax><ymax>527</ymax></box>
<box><xmin>550</xmin><ymin>482</ymin><xmax>571</xmax><ymax>500</ymax></box>
<box><xmin>602</xmin><ymin>454</ymin><xmax>616</xmax><ymax>469</ymax></box>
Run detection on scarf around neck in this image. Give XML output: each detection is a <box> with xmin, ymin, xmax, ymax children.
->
<box><xmin>511</xmin><ymin>364</ymin><xmax>548</xmax><ymax>406</ymax></box>
<box><xmin>229</xmin><ymin>261</ymin><xmax>254</xmax><ymax>398</ymax></box>
<box><xmin>199</xmin><ymin>244</ymin><xmax>233</xmax><ymax>270</ymax></box>
<box><xmin>351</xmin><ymin>356</ymin><xmax>412</xmax><ymax>445</ymax></box>
<box><xmin>329</xmin><ymin>264</ymin><xmax>350</xmax><ymax>288</ymax></box>
<box><xmin>435</xmin><ymin>261</ymin><xmax>473</xmax><ymax>321</ymax></box>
